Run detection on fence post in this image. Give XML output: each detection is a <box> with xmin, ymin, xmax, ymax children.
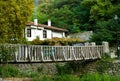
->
<box><xmin>102</xmin><ymin>42</ymin><xmax>109</xmax><ymax>54</ymax></box>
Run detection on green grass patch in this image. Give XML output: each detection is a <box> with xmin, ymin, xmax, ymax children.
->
<box><xmin>32</xmin><ymin>73</ymin><xmax>120</xmax><ymax>81</ymax></box>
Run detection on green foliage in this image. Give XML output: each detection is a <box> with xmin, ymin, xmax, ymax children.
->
<box><xmin>33</xmin><ymin>75</ymin><xmax>80</xmax><ymax>81</ymax></box>
<box><xmin>0</xmin><ymin>66</ymin><xmax>2</xmax><ymax>77</ymax></box>
<box><xmin>81</xmin><ymin>0</ymin><xmax>120</xmax><ymax>43</ymax></box>
<box><xmin>33</xmin><ymin>75</ymin><xmax>52</xmax><ymax>81</ymax></box>
<box><xmin>80</xmin><ymin>73</ymin><xmax>101</xmax><ymax>81</ymax></box>
<box><xmin>68</xmin><ymin>61</ymin><xmax>84</xmax><ymax>73</ymax></box>
<box><xmin>0</xmin><ymin>0</ymin><xmax>34</xmax><ymax>43</ymax></box>
<box><xmin>37</xmin><ymin>66</ymin><xmax>43</xmax><ymax>73</ymax></box>
<box><xmin>96</xmin><ymin>53</ymin><xmax>113</xmax><ymax>74</ymax></box>
<box><xmin>33</xmin><ymin>73</ymin><xmax>120</xmax><ymax>81</ymax></box>
<box><xmin>41</xmin><ymin>76</ymin><xmax>52</xmax><ymax>81</ymax></box>
<box><xmin>31</xmin><ymin>37</ymin><xmax>85</xmax><ymax>45</ymax></box>
<box><xmin>31</xmin><ymin>36</ymin><xmax>43</xmax><ymax>45</ymax></box>
<box><xmin>0</xmin><ymin>44</ymin><xmax>14</xmax><ymax>63</ymax></box>
<box><xmin>32</xmin><ymin>0</ymin><xmax>82</xmax><ymax>33</ymax></box>
<box><xmin>110</xmin><ymin>76</ymin><xmax>120</xmax><ymax>81</ymax></box>
<box><xmin>1</xmin><ymin>65</ymin><xmax>19</xmax><ymax>77</ymax></box>
<box><xmin>0</xmin><ymin>63</ymin><xmax>119</xmax><ymax>81</ymax></box>
<box><xmin>80</xmin><ymin>73</ymin><xmax>111</xmax><ymax>81</ymax></box>
<box><xmin>21</xmin><ymin>38</ymin><xmax>31</xmax><ymax>45</ymax></box>
<box><xmin>30</xmin><ymin>72</ymin><xmax>39</xmax><ymax>78</ymax></box>
<box><xmin>90</xmin><ymin>29</ymin><xmax>113</xmax><ymax>44</ymax></box>
<box><xmin>52</xmin><ymin>75</ymin><xmax>80</xmax><ymax>81</ymax></box>
<box><xmin>34</xmin><ymin>0</ymin><xmax>120</xmax><ymax>44</ymax></box>
<box><xmin>56</xmin><ymin>63</ymin><xmax>73</xmax><ymax>75</ymax></box>
<box><xmin>20</xmin><ymin>70</ymin><xmax>39</xmax><ymax>78</ymax></box>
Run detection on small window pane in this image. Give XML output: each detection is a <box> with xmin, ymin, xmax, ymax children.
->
<box><xmin>27</xmin><ymin>29</ymin><xmax>31</xmax><ymax>37</ymax></box>
<box><xmin>43</xmin><ymin>30</ymin><xmax>47</xmax><ymax>38</ymax></box>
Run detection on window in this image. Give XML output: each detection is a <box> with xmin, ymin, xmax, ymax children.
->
<box><xmin>43</xmin><ymin>30</ymin><xmax>47</xmax><ymax>38</ymax></box>
<box><xmin>27</xmin><ymin>29</ymin><xmax>31</xmax><ymax>37</ymax></box>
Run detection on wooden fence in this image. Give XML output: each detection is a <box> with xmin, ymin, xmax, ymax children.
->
<box><xmin>0</xmin><ymin>43</ymin><xmax>108</xmax><ymax>63</ymax></box>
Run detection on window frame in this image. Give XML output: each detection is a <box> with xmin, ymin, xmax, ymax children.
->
<box><xmin>27</xmin><ymin>28</ymin><xmax>31</xmax><ymax>37</ymax></box>
<box><xmin>43</xmin><ymin>30</ymin><xmax>47</xmax><ymax>38</ymax></box>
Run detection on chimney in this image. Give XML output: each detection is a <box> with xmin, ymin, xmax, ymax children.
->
<box><xmin>34</xmin><ymin>19</ymin><xmax>38</xmax><ymax>25</ymax></box>
<box><xmin>48</xmin><ymin>19</ymin><xmax>51</xmax><ymax>26</ymax></box>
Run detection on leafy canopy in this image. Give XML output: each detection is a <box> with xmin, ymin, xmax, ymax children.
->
<box><xmin>0</xmin><ymin>0</ymin><xmax>34</xmax><ymax>43</ymax></box>
<box><xmin>31</xmin><ymin>0</ymin><xmax>120</xmax><ymax>44</ymax></box>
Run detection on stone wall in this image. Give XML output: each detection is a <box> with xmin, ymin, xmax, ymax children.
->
<box><xmin>107</xmin><ymin>60</ymin><xmax>120</xmax><ymax>75</ymax></box>
<box><xmin>0</xmin><ymin>60</ymin><xmax>120</xmax><ymax>81</ymax></box>
<box><xmin>79</xmin><ymin>60</ymin><xmax>120</xmax><ymax>76</ymax></box>
<box><xmin>12</xmin><ymin>62</ymin><xmax>65</xmax><ymax>75</ymax></box>
<box><xmin>68</xmin><ymin>31</ymin><xmax>93</xmax><ymax>41</ymax></box>
<box><xmin>3</xmin><ymin>60</ymin><xmax>120</xmax><ymax>75</ymax></box>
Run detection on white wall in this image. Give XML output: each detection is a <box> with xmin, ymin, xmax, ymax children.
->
<box><xmin>52</xmin><ymin>31</ymin><xmax>64</xmax><ymax>38</ymax></box>
<box><xmin>46</xmin><ymin>30</ymin><xmax>52</xmax><ymax>39</ymax></box>
<box><xmin>25</xmin><ymin>26</ymin><xmax>66</xmax><ymax>41</ymax></box>
<box><xmin>25</xmin><ymin>26</ymin><xmax>52</xmax><ymax>41</ymax></box>
<box><xmin>25</xmin><ymin>28</ymin><xmax>41</xmax><ymax>41</ymax></box>
<box><xmin>41</xmin><ymin>29</ymin><xmax>52</xmax><ymax>40</ymax></box>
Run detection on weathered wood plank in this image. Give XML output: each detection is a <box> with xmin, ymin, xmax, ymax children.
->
<box><xmin>0</xmin><ymin>44</ymin><xmax>104</xmax><ymax>63</ymax></box>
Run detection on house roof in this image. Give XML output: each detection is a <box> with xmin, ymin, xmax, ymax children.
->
<box><xmin>26</xmin><ymin>22</ymin><xmax>68</xmax><ymax>32</ymax></box>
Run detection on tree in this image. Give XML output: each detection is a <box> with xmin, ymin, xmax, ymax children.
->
<box><xmin>33</xmin><ymin>0</ymin><xmax>82</xmax><ymax>33</ymax></box>
<box><xmin>82</xmin><ymin>0</ymin><xmax>120</xmax><ymax>44</ymax></box>
<box><xmin>31</xmin><ymin>0</ymin><xmax>54</xmax><ymax>24</ymax></box>
<box><xmin>0</xmin><ymin>0</ymin><xmax>34</xmax><ymax>43</ymax></box>
<box><xmin>31</xmin><ymin>0</ymin><xmax>120</xmax><ymax>44</ymax></box>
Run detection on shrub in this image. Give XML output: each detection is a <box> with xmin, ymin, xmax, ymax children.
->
<box><xmin>31</xmin><ymin>36</ymin><xmax>43</xmax><ymax>45</ymax></box>
<box><xmin>2</xmin><ymin>65</ymin><xmax>19</xmax><ymax>77</ymax></box>
<box><xmin>56</xmin><ymin>63</ymin><xmax>73</xmax><ymax>75</ymax></box>
<box><xmin>20</xmin><ymin>70</ymin><xmax>30</xmax><ymax>77</ymax></box>
<box><xmin>96</xmin><ymin>54</ymin><xmax>113</xmax><ymax>74</ymax></box>
<box><xmin>30</xmin><ymin>71</ymin><xmax>39</xmax><ymax>78</ymax></box>
<box><xmin>0</xmin><ymin>44</ymin><xmax>14</xmax><ymax>63</ymax></box>
<box><xmin>31</xmin><ymin>37</ymin><xmax>85</xmax><ymax>45</ymax></box>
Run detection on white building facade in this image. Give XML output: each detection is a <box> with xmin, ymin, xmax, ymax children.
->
<box><xmin>25</xmin><ymin>19</ymin><xmax>68</xmax><ymax>41</ymax></box>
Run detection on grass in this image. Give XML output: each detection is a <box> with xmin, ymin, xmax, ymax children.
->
<box><xmin>32</xmin><ymin>73</ymin><xmax>120</xmax><ymax>81</ymax></box>
<box><xmin>0</xmin><ymin>58</ymin><xmax>119</xmax><ymax>81</ymax></box>
<box><xmin>0</xmin><ymin>65</ymin><xmax>120</xmax><ymax>81</ymax></box>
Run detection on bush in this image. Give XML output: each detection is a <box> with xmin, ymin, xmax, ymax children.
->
<box><xmin>31</xmin><ymin>36</ymin><xmax>43</xmax><ymax>45</ymax></box>
<box><xmin>0</xmin><ymin>44</ymin><xmax>15</xmax><ymax>63</ymax></box>
<box><xmin>31</xmin><ymin>37</ymin><xmax>85</xmax><ymax>45</ymax></box>
<box><xmin>56</xmin><ymin>63</ymin><xmax>73</xmax><ymax>75</ymax></box>
<box><xmin>96</xmin><ymin>54</ymin><xmax>113</xmax><ymax>74</ymax></box>
<box><xmin>2</xmin><ymin>65</ymin><xmax>19</xmax><ymax>77</ymax></box>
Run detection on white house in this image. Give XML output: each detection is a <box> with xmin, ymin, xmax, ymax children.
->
<box><xmin>25</xmin><ymin>19</ymin><xmax>68</xmax><ymax>41</ymax></box>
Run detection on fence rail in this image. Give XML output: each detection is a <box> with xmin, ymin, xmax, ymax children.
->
<box><xmin>0</xmin><ymin>44</ymin><xmax>106</xmax><ymax>63</ymax></box>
